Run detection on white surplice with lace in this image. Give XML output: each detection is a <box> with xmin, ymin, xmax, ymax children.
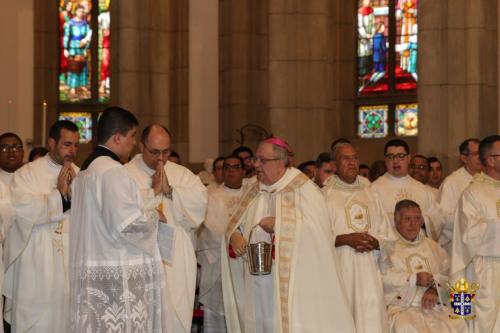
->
<box><xmin>70</xmin><ymin>155</ymin><xmax>173</xmax><ymax>333</ymax></box>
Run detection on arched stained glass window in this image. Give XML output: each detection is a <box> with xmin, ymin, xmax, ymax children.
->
<box><xmin>356</xmin><ymin>0</ymin><xmax>418</xmax><ymax>138</ymax></box>
<box><xmin>58</xmin><ymin>0</ymin><xmax>111</xmax><ymax>143</ymax></box>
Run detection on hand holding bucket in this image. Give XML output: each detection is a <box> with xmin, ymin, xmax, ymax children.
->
<box><xmin>247</xmin><ymin>224</ymin><xmax>274</xmax><ymax>275</ymax></box>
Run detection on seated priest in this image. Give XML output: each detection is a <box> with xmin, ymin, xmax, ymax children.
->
<box><xmin>379</xmin><ymin>199</ymin><xmax>466</xmax><ymax>333</ymax></box>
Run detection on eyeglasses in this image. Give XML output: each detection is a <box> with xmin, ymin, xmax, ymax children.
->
<box><xmin>409</xmin><ymin>163</ymin><xmax>428</xmax><ymax>171</ymax></box>
<box><xmin>0</xmin><ymin>144</ymin><xmax>23</xmax><ymax>153</ymax></box>
<box><xmin>143</xmin><ymin>144</ymin><xmax>170</xmax><ymax>157</ymax></box>
<box><xmin>385</xmin><ymin>153</ymin><xmax>408</xmax><ymax>161</ymax></box>
<box><xmin>251</xmin><ymin>156</ymin><xmax>281</xmax><ymax>164</ymax></box>
<box><xmin>489</xmin><ymin>154</ymin><xmax>500</xmax><ymax>158</ymax></box>
<box><xmin>223</xmin><ymin>164</ymin><xmax>242</xmax><ymax>170</ymax></box>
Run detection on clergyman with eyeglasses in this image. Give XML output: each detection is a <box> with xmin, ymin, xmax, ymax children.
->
<box><xmin>370</xmin><ymin>139</ymin><xmax>446</xmax><ymax>241</ymax></box>
<box><xmin>222</xmin><ymin>137</ymin><xmax>355</xmax><ymax>332</ymax></box>
<box><xmin>0</xmin><ymin>132</ymin><xmax>25</xmax><ymax>186</ymax></box>
<box><xmin>437</xmin><ymin>138</ymin><xmax>483</xmax><ymax>255</ymax></box>
<box><xmin>125</xmin><ymin>123</ymin><xmax>207</xmax><ymax>332</ymax></box>
<box><xmin>450</xmin><ymin>135</ymin><xmax>500</xmax><ymax>332</ymax></box>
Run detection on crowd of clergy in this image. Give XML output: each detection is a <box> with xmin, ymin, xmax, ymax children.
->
<box><xmin>0</xmin><ymin>106</ymin><xmax>498</xmax><ymax>333</ymax></box>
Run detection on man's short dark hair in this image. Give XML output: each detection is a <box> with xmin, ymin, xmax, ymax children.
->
<box><xmin>359</xmin><ymin>164</ymin><xmax>370</xmax><ymax>170</ymax></box>
<box><xmin>28</xmin><ymin>147</ymin><xmax>49</xmax><ymax>162</ymax></box>
<box><xmin>0</xmin><ymin>132</ymin><xmax>22</xmax><ymax>145</ymax></box>
<box><xmin>315</xmin><ymin>152</ymin><xmax>332</xmax><ymax>168</ymax></box>
<box><xmin>224</xmin><ymin>155</ymin><xmax>244</xmax><ymax>167</ymax></box>
<box><xmin>298</xmin><ymin>160</ymin><xmax>316</xmax><ymax>172</ymax></box>
<box><xmin>395</xmin><ymin>199</ymin><xmax>421</xmax><ymax>214</ymax></box>
<box><xmin>140</xmin><ymin>124</ymin><xmax>171</xmax><ymax>144</ymax></box>
<box><xmin>49</xmin><ymin>120</ymin><xmax>79</xmax><ymax>143</ymax></box>
<box><xmin>479</xmin><ymin>135</ymin><xmax>500</xmax><ymax>166</ymax></box>
<box><xmin>384</xmin><ymin>139</ymin><xmax>410</xmax><ymax>155</ymax></box>
<box><xmin>232</xmin><ymin>146</ymin><xmax>254</xmax><ymax>157</ymax></box>
<box><xmin>427</xmin><ymin>156</ymin><xmax>441</xmax><ymax>166</ymax></box>
<box><xmin>212</xmin><ymin>156</ymin><xmax>225</xmax><ymax>170</ymax></box>
<box><xmin>459</xmin><ymin>138</ymin><xmax>480</xmax><ymax>155</ymax></box>
<box><xmin>330</xmin><ymin>138</ymin><xmax>351</xmax><ymax>151</ymax></box>
<box><xmin>97</xmin><ymin>107</ymin><xmax>139</xmax><ymax>144</ymax></box>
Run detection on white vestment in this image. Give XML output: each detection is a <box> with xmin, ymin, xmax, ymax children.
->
<box><xmin>450</xmin><ymin>173</ymin><xmax>500</xmax><ymax>333</ymax></box>
<box><xmin>199</xmin><ymin>184</ymin><xmax>247</xmax><ymax>332</ymax></box>
<box><xmin>380</xmin><ymin>234</ymin><xmax>466</xmax><ymax>333</ymax></box>
<box><xmin>222</xmin><ymin>168</ymin><xmax>355</xmax><ymax>333</ymax></box>
<box><xmin>323</xmin><ymin>175</ymin><xmax>392</xmax><ymax>333</ymax></box>
<box><xmin>437</xmin><ymin>167</ymin><xmax>473</xmax><ymax>255</ymax></box>
<box><xmin>0</xmin><ymin>180</ymin><xmax>14</xmax><ymax>333</ymax></box>
<box><xmin>0</xmin><ymin>169</ymin><xmax>13</xmax><ymax>187</ymax></box>
<box><xmin>125</xmin><ymin>154</ymin><xmax>207</xmax><ymax>333</ymax></box>
<box><xmin>4</xmin><ymin>155</ymin><xmax>78</xmax><ymax>332</ymax></box>
<box><xmin>70</xmin><ymin>153</ymin><xmax>173</xmax><ymax>332</ymax></box>
<box><xmin>371</xmin><ymin>173</ymin><xmax>445</xmax><ymax>241</ymax></box>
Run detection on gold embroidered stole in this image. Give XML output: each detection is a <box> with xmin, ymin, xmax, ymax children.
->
<box><xmin>276</xmin><ymin>173</ymin><xmax>308</xmax><ymax>333</ymax></box>
<box><xmin>225</xmin><ymin>172</ymin><xmax>308</xmax><ymax>332</ymax></box>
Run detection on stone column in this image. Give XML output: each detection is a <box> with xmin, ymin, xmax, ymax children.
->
<box><xmin>219</xmin><ymin>0</ymin><xmax>269</xmax><ymax>154</ymax></box>
<box><xmin>419</xmin><ymin>0</ymin><xmax>498</xmax><ymax>171</ymax></box>
<box><xmin>268</xmin><ymin>0</ymin><xmax>334</xmax><ymax>161</ymax></box>
<box><xmin>117</xmin><ymin>0</ymin><xmax>171</xmax><ymax>127</ymax></box>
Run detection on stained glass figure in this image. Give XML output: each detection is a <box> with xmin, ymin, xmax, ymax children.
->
<box><xmin>395</xmin><ymin>0</ymin><xmax>418</xmax><ymax>91</ymax></box>
<box><xmin>58</xmin><ymin>112</ymin><xmax>93</xmax><ymax>143</ymax></box>
<box><xmin>395</xmin><ymin>103</ymin><xmax>418</xmax><ymax>136</ymax></box>
<box><xmin>357</xmin><ymin>0</ymin><xmax>390</xmax><ymax>96</ymax></box>
<box><xmin>358</xmin><ymin>105</ymin><xmax>388</xmax><ymax>138</ymax></box>
<box><xmin>59</xmin><ymin>0</ymin><xmax>93</xmax><ymax>102</ymax></box>
<box><xmin>98</xmin><ymin>0</ymin><xmax>111</xmax><ymax>102</ymax></box>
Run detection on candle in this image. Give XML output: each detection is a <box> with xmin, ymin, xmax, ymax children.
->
<box><xmin>42</xmin><ymin>100</ymin><xmax>47</xmax><ymax>145</ymax></box>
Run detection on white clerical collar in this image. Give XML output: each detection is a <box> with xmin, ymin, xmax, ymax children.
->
<box><xmin>385</xmin><ymin>173</ymin><xmax>411</xmax><ymax>182</ymax></box>
<box><xmin>397</xmin><ymin>230</ymin><xmax>425</xmax><ymax>246</ymax></box>
<box><xmin>330</xmin><ymin>174</ymin><xmax>361</xmax><ymax>190</ymax></box>
<box><xmin>133</xmin><ymin>153</ymin><xmax>156</xmax><ymax>176</ymax></box>
<box><xmin>476</xmin><ymin>172</ymin><xmax>500</xmax><ymax>187</ymax></box>
<box><xmin>46</xmin><ymin>154</ymin><xmax>63</xmax><ymax>172</ymax></box>
<box><xmin>259</xmin><ymin>167</ymin><xmax>299</xmax><ymax>193</ymax></box>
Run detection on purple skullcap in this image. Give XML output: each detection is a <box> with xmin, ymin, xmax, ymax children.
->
<box><xmin>264</xmin><ymin>137</ymin><xmax>291</xmax><ymax>153</ymax></box>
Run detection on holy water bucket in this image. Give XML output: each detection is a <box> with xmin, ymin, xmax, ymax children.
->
<box><xmin>246</xmin><ymin>225</ymin><xmax>273</xmax><ymax>275</ymax></box>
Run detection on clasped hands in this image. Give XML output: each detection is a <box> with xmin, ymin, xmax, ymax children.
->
<box><xmin>417</xmin><ymin>271</ymin><xmax>438</xmax><ymax>309</ymax></box>
<box><xmin>336</xmin><ymin>232</ymin><xmax>379</xmax><ymax>252</ymax></box>
<box><xmin>152</xmin><ymin>161</ymin><xmax>171</xmax><ymax>196</ymax></box>
<box><xmin>152</xmin><ymin>161</ymin><xmax>169</xmax><ymax>224</ymax></box>
<box><xmin>57</xmin><ymin>162</ymin><xmax>76</xmax><ymax>199</ymax></box>
<box><xmin>229</xmin><ymin>217</ymin><xmax>275</xmax><ymax>257</ymax></box>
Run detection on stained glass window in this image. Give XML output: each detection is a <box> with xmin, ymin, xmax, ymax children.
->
<box><xmin>58</xmin><ymin>112</ymin><xmax>93</xmax><ymax>143</ymax></box>
<box><xmin>357</xmin><ymin>0</ymin><xmax>389</xmax><ymax>95</ymax></box>
<box><xmin>58</xmin><ymin>0</ymin><xmax>111</xmax><ymax>103</ymax></box>
<box><xmin>358</xmin><ymin>105</ymin><xmax>388</xmax><ymax>138</ymax></box>
<box><xmin>98</xmin><ymin>1</ymin><xmax>111</xmax><ymax>102</ymax></box>
<box><xmin>356</xmin><ymin>0</ymin><xmax>417</xmax><ymax>138</ymax></box>
<box><xmin>395</xmin><ymin>103</ymin><xmax>418</xmax><ymax>136</ymax></box>
<box><xmin>395</xmin><ymin>0</ymin><xmax>418</xmax><ymax>91</ymax></box>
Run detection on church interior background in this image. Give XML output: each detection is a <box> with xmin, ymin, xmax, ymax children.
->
<box><xmin>1</xmin><ymin>0</ymin><xmax>499</xmax><ymax>173</ymax></box>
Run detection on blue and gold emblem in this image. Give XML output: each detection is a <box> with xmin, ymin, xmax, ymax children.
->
<box><xmin>448</xmin><ymin>278</ymin><xmax>480</xmax><ymax>320</ymax></box>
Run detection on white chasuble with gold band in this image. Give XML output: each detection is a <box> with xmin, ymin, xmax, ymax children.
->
<box><xmin>221</xmin><ymin>168</ymin><xmax>355</xmax><ymax>333</ymax></box>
